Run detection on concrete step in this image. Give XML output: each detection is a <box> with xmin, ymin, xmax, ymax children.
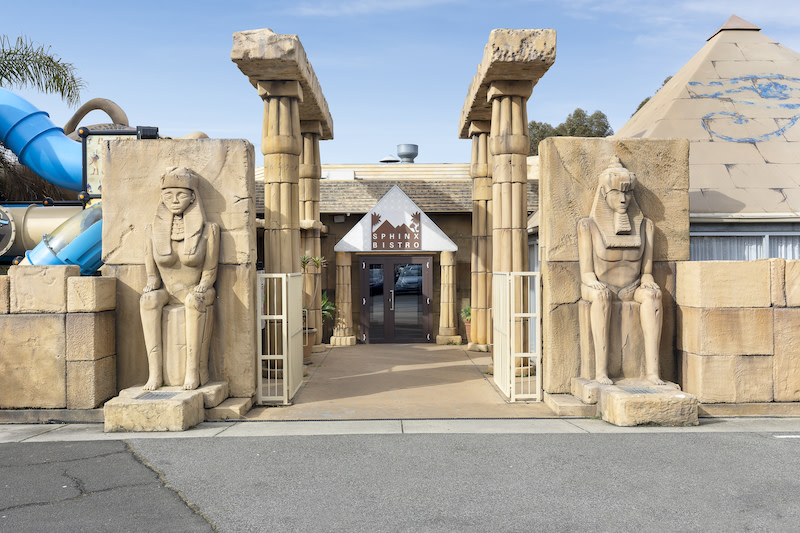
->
<box><xmin>544</xmin><ymin>393</ymin><xmax>596</xmax><ymax>417</ymax></box>
<box><xmin>206</xmin><ymin>397</ymin><xmax>253</xmax><ymax>421</ymax></box>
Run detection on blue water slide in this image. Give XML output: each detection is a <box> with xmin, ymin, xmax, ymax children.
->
<box><xmin>0</xmin><ymin>88</ymin><xmax>82</xmax><ymax>191</ymax></box>
<box><xmin>0</xmin><ymin>88</ymin><xmax>103</xmax><ymax>273</ymax></box>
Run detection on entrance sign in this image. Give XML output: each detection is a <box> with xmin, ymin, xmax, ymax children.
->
<box><xmin>334</xmin><ymin>186</ymin><xmax>457</xmax><ymax>252</ymax></box>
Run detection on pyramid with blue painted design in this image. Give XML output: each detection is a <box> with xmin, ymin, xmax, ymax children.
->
<box><xmin>617</xmin><ymin>15</ymin><xmax>800</xmax><ymax>216</ymax></box>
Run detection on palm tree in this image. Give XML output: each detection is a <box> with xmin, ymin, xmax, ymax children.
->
<box><xmin>0</xmin><ymin>35</ymin><xmax>84</xmax><ymax>200</ymax></box>
<box><xmin>0</xmin><ymin>35</ymin><xmax>84</xmax><ymax>106</ymax></box>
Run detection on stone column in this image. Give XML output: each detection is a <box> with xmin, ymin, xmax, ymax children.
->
<box><xmin>489</xmin><ymin>80</ymin><xmax>533</xmax><ymax>274</ymax></box>
<box><xmin>260</xmin><ymin>80</ymin><xmax>303</xmax><ymax>274</ymax></box>
<box><xmin>469</xmin><ymin>120</ymin><xmax>492</xmax><ymax>349</ymax></box>
<box><xmin>330</xmin><ymin>251</ymin><xmax>356</xmax><ymax>346</ymax></box>
<box><xmin>300</xmin><ymin>120</ymin><xmax>323</xmax><ymax>343</ymax></box>
<box><xmin>436</xmin><ymin>251</ymin><xmax>461</xmax><ymax>344</ymax></box>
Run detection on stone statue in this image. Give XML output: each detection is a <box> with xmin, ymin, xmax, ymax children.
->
<box><xmin>577</xmin><ymin>155</ymin><xmax>664</xmax><ymax>386</ymax></box>
<box><xmin>140</xmin><ymin>167</ymin><xmax>219</xmax><ymax>390</ymax></box>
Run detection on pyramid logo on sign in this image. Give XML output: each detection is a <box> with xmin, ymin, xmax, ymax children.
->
<box><xmin>371</xmin><ymin>211</ymin><xmax>421</xmax><ymax>250</ymax></box>
<box><xmin>334</xmin><ymin>185</ymin><xmax>456</xmax><ymax>253</ymax></box>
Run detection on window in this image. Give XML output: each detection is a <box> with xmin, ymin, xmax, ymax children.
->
<box><xmin>690</xmin><ymin>225</ymin><xmax>800</xmax><ymax>260</ymax></box>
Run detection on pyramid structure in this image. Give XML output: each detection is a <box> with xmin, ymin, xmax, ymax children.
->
<box><xmin>617</xmin><ymin>15</ymin><xmax>800</xmax><ymax>217</ymax></box>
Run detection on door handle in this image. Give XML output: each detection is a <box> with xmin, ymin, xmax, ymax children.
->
<box><xmin>389</xmin><ymin>289</ymin><xmax>394</xmax><ymax>311</ymax></box>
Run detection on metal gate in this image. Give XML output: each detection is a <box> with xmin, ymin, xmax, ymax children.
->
<box><xmin>257</xmin><ymin>273</ymin><xmax>303</xmax><ymax>405</ymax></box>
<box><xmin>492</xmin><ymin>272</ymin><xmax>542</xmax><ymax>401</ymax></box>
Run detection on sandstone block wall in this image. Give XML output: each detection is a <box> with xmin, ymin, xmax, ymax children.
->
<box><xmin>101</xmin><ymin>139</ymin><xmax>257</xmax><ymax>397</ymax></box>
<box><xmin>0</xmin><ymin>266</ymin><xmax>117</xmax><ymax>409</ymax></box>
<box><xmin>677</xmin><ymin>259</ymin><xmax>800</xmax><ymax>403</ymax></box>
<box><xmin>538</xmin><ymin>137</ymin><xmax>689</xmax><ymax>393</ymax></box>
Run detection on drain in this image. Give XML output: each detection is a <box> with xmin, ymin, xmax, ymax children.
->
<box><xmin>620</xmin><ymin>387</ymin><xmax>658</xmax><ymax>394</ymax></box>
<box><xmin>138</xmin><ymin>391</ymin><xmax>180</xmax><ymax>401</ymax></box>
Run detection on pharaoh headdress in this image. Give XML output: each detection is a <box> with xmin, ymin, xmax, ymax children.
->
<box><xmin>588</xmin><ymin>155</ymin><xmax>643</xmax><ymax>248</ymax></box>
<box><xmin>152</xmin><ymin>167</ymin><xmax>206</xmax><ymax>261</ymax></box>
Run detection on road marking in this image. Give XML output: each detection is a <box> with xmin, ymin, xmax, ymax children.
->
<box><xmin>773</xmin><ymin>435</ymin><xmax>800</xmax><ymax>439</ymax></box>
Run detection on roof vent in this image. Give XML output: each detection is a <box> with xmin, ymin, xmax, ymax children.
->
<box><xmin>397</xmin><ymin>144</ymin><xmax>418</xmax><ymax>163</ymax></box>
<box><xmin>379</xmin><ymin>154</ymin><xmax>400</xmax><ymax>164</ymax></box>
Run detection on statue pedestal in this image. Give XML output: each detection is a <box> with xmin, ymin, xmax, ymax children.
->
<box><xmin>162</xmin><ymin>304</ymin><xmax>214</xmax><ymax>386</ymax></box>
<box><xmin>571</xmin><ymin>377</ymin><xmax>698</xmax><ymax>427</ymax></box>
<box><xmin>104</xmin><ymin>381</ymin><xmax>228</xmax><ymax>432</ymax></box>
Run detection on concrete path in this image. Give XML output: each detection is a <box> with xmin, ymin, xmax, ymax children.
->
<box><xmin>246</xmin><ymin>343</ymin><xmax>555</xmax><ymax>420</ymax></box>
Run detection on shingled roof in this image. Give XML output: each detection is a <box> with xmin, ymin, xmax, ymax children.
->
<box><xmin>253</xmin><ymin>178</ymin><xmax>539</xmax><ymax>215</ymax></box>
<box><xmin>254</xmin><ymin>161</ymin><xmax>540</xmax><ymax>215</ymax></box>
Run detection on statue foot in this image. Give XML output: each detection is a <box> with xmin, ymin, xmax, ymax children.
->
<box><xmin>596</xmin><ymin>375</ymin><xmax>613</xmax><ymax>385</ymax></box>
<box><xmin>183</xmin><ymin>375</ymin><xmax>200</xmax><ymax>390</ymax></box>
<box><xmin>646</xmin><ymin>374</ymin><xmax>666</xmax><ymax>386</ymax></box>
<box><xmin>143</xmin><ymin>378</ymin><xmax>160</xmax><ymax>391</ymax></box>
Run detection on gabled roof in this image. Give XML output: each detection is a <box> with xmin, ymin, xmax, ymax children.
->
<box><xmin>616</xmin><ymin>16</ymin><xmax>800</xmax><ymax>218</ymax></box>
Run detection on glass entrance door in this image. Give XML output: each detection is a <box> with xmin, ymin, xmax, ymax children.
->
<box><xmin>359</xmin><ymin>256</ymin><xmax>432</xmax><ymax>343</ymax></box>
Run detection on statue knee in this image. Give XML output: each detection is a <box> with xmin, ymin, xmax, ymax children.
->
<box><xmin>185</xmin><ymin>292</ymin><xmax>207</xmax><ymax>313</ymax></box>
<box><xmin>140</xmin><ymin>290</ymin><xmax>166</xmax><ymax>311</ymax></box>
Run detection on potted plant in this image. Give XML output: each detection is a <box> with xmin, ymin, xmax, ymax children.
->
<box><xmin>461</xmin><ymin>305</ymin><xmax>472</xmax><ymax>344</ymax></box>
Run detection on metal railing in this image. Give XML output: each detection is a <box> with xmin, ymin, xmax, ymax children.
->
<box><xmin>256</xmin><ymin>273</ymin><xmax>303</xmax><ymax>405</ymax></box>
<box><xmin>492</xmin><ymin>272</ymin><xmax>542</xmax><ymax>402</ymax></box>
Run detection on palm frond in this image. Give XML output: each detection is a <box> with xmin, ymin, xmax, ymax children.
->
<box><xmin>0</xmin><ymin>35</ymin><xmax>84</xmax><ymax>106</ymax></box>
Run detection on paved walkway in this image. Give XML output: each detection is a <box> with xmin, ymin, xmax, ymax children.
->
<box><xmin>246</xmin><ymin>343</ymin><xmax>555</xmax><ymax>420</ymax></box>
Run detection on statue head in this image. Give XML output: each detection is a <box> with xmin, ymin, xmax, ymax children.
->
<box><xmin>160</xmin><ymin>167</ymin><xmax>198</xmax><ymax>215</ymax></box>
<box><xmin>153</xmin><ymin>167</ymin><xmax>205</xmax><ymax>257</ymax></box>
<box><xmin>598</xmin><ymin>155</ymin><xmax>636</xmax><ymax>215</ymax></box>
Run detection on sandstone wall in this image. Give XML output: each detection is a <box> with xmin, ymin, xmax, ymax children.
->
<box><xmin>677</xmin><ymin>259</ymin><xmax>800</xmax><ymax>403</ymax></box>
<box><xmin>538</xmin><ymin>137</ymin><xmax>690</xmax><ymax>393</ymax></box>
<box><xmin>101</xmin><ymin>139</ymin><xmax>257</xmax><ymax>397</ymax></box>
<box><xmin>0</xmin><ymin>266</ymin><xmax>116</xmax><ymax>409</ymax></box>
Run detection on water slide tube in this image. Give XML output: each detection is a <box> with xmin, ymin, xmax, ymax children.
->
<box><xmin>0</xmin><ymin>88</ymin><xmax>103</xmax><ymax>273</ymax></box>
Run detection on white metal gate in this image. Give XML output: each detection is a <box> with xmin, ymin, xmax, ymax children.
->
<box><xmin>492</xmin><ymin>272</ymin><xmax>542</xmax><ymax>401</ymax></box>
<box><xmin>257</xmin><ymin>273</ymin><xmax>303</xmax><ymax>405</ymax></box>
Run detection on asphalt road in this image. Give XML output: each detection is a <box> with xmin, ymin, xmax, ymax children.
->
<box><xmin>3</xmin><ymin>426</ymin><xmax>800</xmax><ymax>532</ymax></box>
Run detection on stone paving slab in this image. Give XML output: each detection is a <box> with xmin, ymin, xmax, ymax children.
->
<box><xmin>402</xmin><ymin>418</ymin><xmax>586</xmax><ymax>434</ymax></box>
<box><xmin>217</xmin><ymin>420</ymin><xmax>402</xmax><ymax>436</ymax></box>
<box><xmin>247</xmin><ymin>343</ymin><xmax>557</xmax><ymax>420</ymax></box>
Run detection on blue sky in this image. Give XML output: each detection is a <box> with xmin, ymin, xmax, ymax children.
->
<box><xmin>4</xmin><ymin>1</ymin><xmax>800</xmax><ymax>164</ymax></box>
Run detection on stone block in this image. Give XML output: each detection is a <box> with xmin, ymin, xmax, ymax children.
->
<box><xmin>682</xmin><ymin>351</ymin><xmax>773</xmax><ymax>403</ymax></box>
<box><xmin>10</xmin><ymin>265</ymin><xmax>80</xmax><ymax>313</ymax></box>
<box><xmin>100</xmin><ymin>264</ymin><xmax>148</xmax><ymax>390</ymax></box>
<box><xmin>205</xmin><ymin>396</ymin><xmax>253</xmax><ymax>420</ymax></box>
<box><xmin>0</xmin><ymin>314</ymin><xmax>66</xmax><ymax>408</ymax></box>
<box><xmin>571</xmin><ymin>377</ymin><xmax>601</xmax><ymax>404</ymax></box>
<box><xmin>67</xmin><ymin>355</ymin><xmax>116</xmax><ymax>409</ymax></box>
<box><xmin>101</xmin><ymin>138</ymin><xmax>256</xmax><ymax>266</ymax></box>
<box><xmin>774</xmin><ymin>308</ymin><xmax>800</xmax><ymax>401</ymax></box>
<box><xmin>678</xmin><ymin>307</ymin><xmax>773</xmax><ymax>356</ymax></box>
<box><xmin>66</xmin><ymin>311</ymin><xmax>115</xmax><ymax>361</ymax></box>
<box><xmin>770</xmin><ymin>258</ymin><xmax>786</xmax><ymax>307</ymax></box>
<box><xmin>543</xmin><ymin>392</ymin><xmax>595</xmax><ymax>417</ymax></box>
<box><xmin>681</xmin><ymin>352</ymin><xmax>736</xmax><ymax>403</ymax></box>
<box><xmin>786</xmin><ymin>260</ymin><xmax>800</xmax><ymax>307</ymax></box>
<box><xmin>539</xmin><ymin>137</ymin><xmax>690</xmax><ymax>263</ymax></box>
<box><xmin>735</xmin><ymin>355</ymin><xmax>773</xmax><ymax>403</ymax></box>
<box><xmin>67</xmin><ymin>276</ymin><xmax>116</xmax><ymax>312</ymax></box>
<box><xmin>542</xmin><ymin>301</ymin><xmax>579</xmax><ymax>393</ymax></box>
<box><xmin>676</xmin><ymin>261</ymin><xmax>772</xmax><ymax>308</ymax></box>
<box><xmin>540</xmin><ymin>260</ymin><xmax>580</xmax><ymax>306</ymax></box>
<box><xmin>200</xmin><ymin>381</ymin><xmax>229</xmax><ymax>409</ymax></box>
<box><xmin>597</xmin><ymin>383</ymin><xmax>698</xmax><ymax>427</ymax></box>
<box><xmin>458</xmin><ymin>29</ymin><xmax>556</xmax><ymax>138</ymax></box>
<box><xmin>0</xmin><ymin>276</ymin><xmax>8</xmax><ymax>314</ymax></box>
<box><xmin>104</xmin><ymin>387</ymin><xmax>204</xmax><ymax>432</ymax></box>
<box><xmin>231</xmin><ymin>29</ymin><xmax>333</xmax><ymax>139</ymax></box>
<box><xmin>330</xmin><ymin>335</ymin><xmax>356</xmax><ymax>346</ymax></box>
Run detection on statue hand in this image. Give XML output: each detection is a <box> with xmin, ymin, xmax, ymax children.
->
<box><xmin>143</xmin><ymin>276</ymin><xmax>161</xmax><ymax>293</ymax></box>
<box><xmin>194</xmin><ymin>283</ymin><xmax>209</xmax><ymax>294</ymax></box>
<box><xmin>641</xmin><ymin>279</ymin><xmax>659</xmax><ymax>290</ymax></box>
<box><xmin>587</xmin><ymin>280</ymin><xmax>606</xmax><ymax>291</ymax></box>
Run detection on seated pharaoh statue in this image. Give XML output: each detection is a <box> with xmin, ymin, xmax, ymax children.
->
<box><xmin>140</xmin><ymin>167</ymin><xmax>219</xmax><ymax>391</ymax></box>
<box><xmin>578</xmin><ymin>155</ymin><xmax>664</xmax><ymax>386</ymax></box>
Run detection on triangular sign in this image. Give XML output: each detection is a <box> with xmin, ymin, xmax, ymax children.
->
<box><xmin>334</xmin><ymin>185</ymin><xmax>457</xmax><ymax>252</ymax></box>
